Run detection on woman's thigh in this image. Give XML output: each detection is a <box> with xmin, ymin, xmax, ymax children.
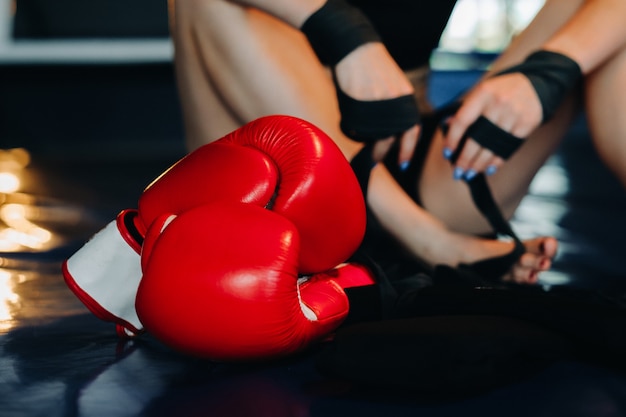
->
<box><xmin>171</xmin><ymin>0</ymin><xmax>357</xmax><ymax>156</ymax></box>
<box><xmin>585</xmin><ymin>46</ymin><xmax>626</xmax><ymax>188</ymax></box>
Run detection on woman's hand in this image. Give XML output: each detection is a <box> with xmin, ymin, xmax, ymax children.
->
<box><xmin>443</xmin><ymin>72</ymin><xmax>543</xmax><ymax>180</ymax></box>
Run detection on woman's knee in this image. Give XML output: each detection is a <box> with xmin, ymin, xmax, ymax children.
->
<box><xmin>171</xmin><ymin>0</ymin><xmax>234</xmax><ymax>33</ymax></box>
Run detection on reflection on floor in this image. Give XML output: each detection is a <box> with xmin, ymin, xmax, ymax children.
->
<box><xmin>1</xmin><ymin>69</ymin><xmax>626</xmax><ymax>416</ymax></box>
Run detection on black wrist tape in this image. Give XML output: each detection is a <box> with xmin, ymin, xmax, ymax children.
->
<box><xmin>497</xmin><ymin>50</ymin><xmax>582</xmax><ymax>123</ymax></box>
<box><xmin>301</xmin><ymin>0</ymin><xmax>381</xmax><ymax>66</ymax></box>
<box><xmin>337</xmin><ymin>82</ymin><xmax>420</xmax><ymax>143</ymax></box>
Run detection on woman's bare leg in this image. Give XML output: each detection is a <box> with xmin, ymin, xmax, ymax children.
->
<box><xmin>169</xmin><ymin>0</ymin><xmax>239</xmax><ymax>149</ymax></box>
<box><xmin>171</xmin><ymin>0</ymin><xmax>358</xmax><ymax>155</ymax></box>
<box><xmin>170</xmin><ymin>0</ymin><xmax>558</xmax><ymax>282</ymax></box>
<box><xmin>585</xmin><ymin>47</ymin><xmax>626</xmax><ymax>188</ymax></box>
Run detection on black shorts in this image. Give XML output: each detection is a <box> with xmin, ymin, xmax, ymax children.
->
<box><xmin>348</xmin><ymin>0</ymin><xmax>458</xmax><ymax>70</ymax></box>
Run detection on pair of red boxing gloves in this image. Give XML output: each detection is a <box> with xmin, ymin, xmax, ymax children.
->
<box><xmin>62</xmin><ymin>115</ymin><xmax>376</xmax><ymax>361</ymax></box>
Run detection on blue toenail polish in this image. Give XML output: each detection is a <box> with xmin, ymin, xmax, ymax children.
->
<box><xmin>453</xmin><ymin>167</ymin><xmax>465</xmax><ymax>180</ymax></box>
<box><xmin>443</xmin><ymin>147</ymin><xmax>453</xmax><ymax>160</ymax></box>
<box><xmin>486</xmin><ymin>165</ymin><xmax>498</xmax><ymax>176</ymax></box>
<box><xmin>464</xmin><ymin>169</ymin><xmax>477</xmax><ymax>181</ymax></box>
<box><xmin>399</xmin><ymin>160</ymin><xmax>410</xmax><ymax>171</ymax></box>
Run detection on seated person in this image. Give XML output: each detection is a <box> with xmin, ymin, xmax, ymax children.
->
<box><xmin>166</xmin><ymin>0</ymin><xmax>626</xmax><ymax>284</ymax></box>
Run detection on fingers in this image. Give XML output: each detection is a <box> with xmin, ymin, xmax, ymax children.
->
<box><xmin>371</xmin><ymin>136</ymin><xmax>395</xmax><ymax>162</ymax></box>
<box><xmin>449</xmin><ymin>138</ymin><xmax>504</xmax><ymax>181</ymax></box>
<box><xmin>443</xmin><ymin>89</ymin><xmax>488</xmax><ymax>162</ymax></box>
<box><xmin>397</xmin><ymin>124</ymin><xmax>420</xmax><ymax>170</ymax></box>
<box><xmin>444</xmin><ymin>89</ymin><xmax>509</xmax><ymax>180</ymax></box>
<box><xmin>444</xmin><ymin>93</ymin><xmax>499</xmax><ymax>180</ymax></box>
<box><xmin>368</xmin><ymin>123</ymin><xmax>420</xmax><ymax>167</ymax></box>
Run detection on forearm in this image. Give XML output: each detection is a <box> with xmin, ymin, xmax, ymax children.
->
<box><xmin>542</xmin><ymin>0</ymin><xmax>626</xmax><ymax>73</ymax></box>
<box><xmin>366</xmin><ymin>164</ymin><xmax>454</xmax><ymax>266</ymax></box>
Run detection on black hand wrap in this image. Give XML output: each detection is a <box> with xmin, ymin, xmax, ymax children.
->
<box><xmin>497</xmin><ymin>50</ymin><xmax>582</xmax><ymax>123</ymax></box>
<box><xmin>336</xmin><ymin>79</ymin><xmax>420</xmax><ymax>142</ymax></box>
<box><xmin>301</xmin><ymin>0</ymin><xmax>420</xmax><ymax>143</ymax></box>
<box><xmin>465</xmin><ymin>116</ymin><xmax>524</xmax><ymax>160</ymax></box>
<box><xmin>301</xmin><ymin>0</ymin><xmax>381</xmax><ymax>66</ymax></box>
<box><xmin>439</xmin><ymin>101</ymin><xmax>524</xmax><ymax>162</ymax></box>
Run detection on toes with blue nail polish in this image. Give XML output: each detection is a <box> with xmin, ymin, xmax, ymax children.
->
<box><xmin>443</xmin><ymin>147</ymin><xmax>453</xmax><ymax>160</ymax></box>
<box><xmin>400</xmin><ymin>161</ymin><xmax>410</xmax><ymax>171</ymax></box>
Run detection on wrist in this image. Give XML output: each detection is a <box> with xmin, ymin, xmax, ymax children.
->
<box><xmin>496</xmin><ymin>49</ymin><xmax>582</xmax><ymax>122</ymax></box>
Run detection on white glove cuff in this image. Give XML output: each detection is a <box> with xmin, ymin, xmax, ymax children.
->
<box><xmin>63</xmin><ymin>212</ymin><xmax>143</xmax><ymax>335</ymax></box>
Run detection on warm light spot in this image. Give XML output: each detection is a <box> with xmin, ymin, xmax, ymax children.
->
<box><xmin>0</xmin><ymin>204</ymin><xmax>52</xmax><ymax>249</ymax></box>
<box><xmin>0</xmin><ymin>172</ymin><xmax>19</xmax><ymax>193</ymax></box>
<box><xmin>0</xmin><ymin>202</ymin><xmax>26</xmax><ymax>222</ymax></box>
<box><xmin>0</xmin><ymin>148</ymin><xmax>30</xmax><ymax>193</ymax></box>
<box><xmin>0</xmin><ymin>148</ymin><xmax>30</xmax><ymax>168</ymax></box>
<box><xmin>0</xmin><ymin>229</ymin><xmax>21</xmax><ymax>251</ymax></box>
<box><xmin>0</xmin><ymin>269</ymin><xmax>19</xmax><ymax>332</ymax></box>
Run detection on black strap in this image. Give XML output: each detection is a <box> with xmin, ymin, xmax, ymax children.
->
<box><xmin>349</xmin><ymin>143</ymin><xmax>376</xmax><ymax>200</ymax></box>
<box><xmin>460</xmin><ymin>174</ymin><xmax>526</xmax><ymax>281</ymax></box>
<box><xmin>435</xmin><ymin>102</ymin><xmax>526</xmax><ymax>282</ymax></box>
<box><xmin>434</xmin><ymin>103</ymin><xmax>516</xmax><ymax>235</ymax></box>
<box><xmin>302</xmin><ymin>1</ymin><xmax>419</xmax><ymax>142</ymax></box>
<box><xmin>496</xmin><ymin>50</ymin><xmax>582</xmax><ymax>123</ymax></box>
<box><xmin>336</xmin><ymin>77</ymin><xmax>420</xmax><ymax>143</ymax></box>
<box><xmin>466</xmin><ymin>116</ymin><xmax>524</xmax><ymax>159</ymax></box>
<box><xmin>349</xmin><ymin>100</ymin><xmax>526</xmax><ymax>285</ymax></box>
<box><xmin>301</xmin><ymin>0</ymin><xmax>381</xmax><ymax>66</ymax></box>
<box><xmin>353</xmin><ymin>100</ymin><xmax>524</xmax><ymax>248</ymax></box>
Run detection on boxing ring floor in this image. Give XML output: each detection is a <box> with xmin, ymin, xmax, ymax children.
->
<box><xmin>1</xmin><ymin>68</ymin><xmax>626</xmax><ymax>416</ymax></box>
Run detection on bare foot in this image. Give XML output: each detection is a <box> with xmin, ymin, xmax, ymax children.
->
<box><xmin>502</xmin><ymin>236</ymin><xmax>558</xmax><ymax>284</ymax></box>
<box><xmin>444</xmin><ymin>234</ymin><xmax>558</xmax><ymax>285</ymax></box>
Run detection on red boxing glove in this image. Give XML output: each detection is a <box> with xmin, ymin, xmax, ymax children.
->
<box><xmin>63</xmin><ymin>115</ymin><xmax>365</xmax><ymax>338</ymax></box>
<box><xmin>137</xmin><ymin>203</ymin><xmax>375</xmax><ymax>361</ymax></box>
<box><xmin>139</xmin><ymin>115</ymin><xmax>366</xmax><ymax>274</ymax></box>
